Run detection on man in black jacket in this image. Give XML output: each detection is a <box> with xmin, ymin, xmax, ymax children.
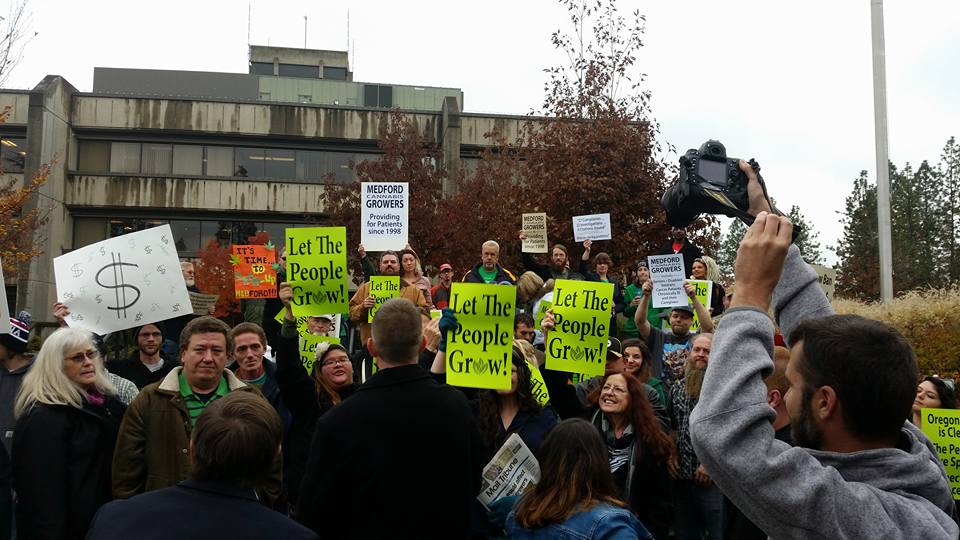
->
<box><xmin>296</xmin><ymin>298</ymin><xmax>485</xmax><ymax>538</ymax></box>
<box><xmin>657</xmin><ymin>227</ymin><xmax>704</xmax><ymax>279</ymax></box>
<box><xmin>88</xmin><ymin>391</ymin><xmax>314</xmax><ymax>540</ymax></box>
<box><xmin>463</xmin><ymin>240</ymin><xmax>517</xmax><ymax>284</ymax></box>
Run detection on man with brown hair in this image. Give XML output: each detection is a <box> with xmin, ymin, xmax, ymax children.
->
<box><xmin>230</xmin><ymin>322</ymin><xmax>287</xmax><ymax>422</ymax></box>
<box><xmin>112</xmin><ymin>316</ymin><xmax>281</xmax><ymax>505</ymax></box>
<box><xmin>297</xmin><ymin>298</ymin><xmax>484</xmax><ymax>538</ymax></box>
<box><xmin>89</xmin><ymin>392</ymin><xmax>314</xmax><ymax>539</ymax></box>
<box><xmin>348</xmin><ymin>251</ymin><xmax>428</xmax><ymax>351</ymax></box>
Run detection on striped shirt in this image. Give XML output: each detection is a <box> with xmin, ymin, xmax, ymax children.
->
<box><xmin>178</xmin><ymin>373</ymin><xmax>229</xmax><ymax>426</ymax></box>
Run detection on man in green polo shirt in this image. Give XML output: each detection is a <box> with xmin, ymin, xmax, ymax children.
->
<box><xmin>112</xmin><ymin>316</ymin><xmax>281</xmax><ymax>504</ymax></box>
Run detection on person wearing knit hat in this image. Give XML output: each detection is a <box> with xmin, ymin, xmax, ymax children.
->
<box><xmin>0</xmin><ymin>311</ymin><xmax>33</xmax><ymax>538</ymax></box>
<box><xmin>107</xmin><ymin>323</ymin><xmax>177</xmax><ymax>390</ymax></box>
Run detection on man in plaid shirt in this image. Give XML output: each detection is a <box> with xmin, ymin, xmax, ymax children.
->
<box><xmin>668</xmin><ymin>333</ymin><xmax>719</xmax><ymax>540</ymax></box>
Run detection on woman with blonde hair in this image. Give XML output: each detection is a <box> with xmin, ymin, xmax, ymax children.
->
<box><xmin>690</xmin><ymin>255</ymin><xmax>726</xmax><ymax>316</ymax></box>
<box><xmin>12</xmin><ymin>327</ymin><xmax>124</xmax><ymax>539</ymax></box>
<box><xmin>515</xmin><ymin>271</ymin><xmax>545</xmax><ymax>313</ymax></box>
<box><xmin>399</xmin><ymin>248</ymin><xmax>434</xmax><ymax>309</ymax></box>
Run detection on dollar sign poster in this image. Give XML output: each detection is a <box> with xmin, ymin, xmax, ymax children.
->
<box><xmin>230</xmin><ymin>244</ymin><xmax>278</xmax><ymax>299</ymax></box>
<box><xmin>53</xmin><ymin>224</ymin><xmax>192</xmax><ymax>335</ymax></box>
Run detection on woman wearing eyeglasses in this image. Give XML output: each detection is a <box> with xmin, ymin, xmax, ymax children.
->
<box><xmin>276</xmin><ymin>282</ymin><xmax>358</xmax><ymax>510</ymax></box>
<box><xmin>12</xmin><ymin>328</ymin><xmax>125</xmax><ymax>540</ymax></box>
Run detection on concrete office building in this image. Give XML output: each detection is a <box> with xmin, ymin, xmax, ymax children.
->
<box><xmin>0</xmin><ymin>45</ymin><xmax>528</xmax><ymax>324</ymax></box>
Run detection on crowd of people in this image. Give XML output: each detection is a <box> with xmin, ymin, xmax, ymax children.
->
<box><xmin>0</xmin><ymin>161</ymin><xmax>958</xmax><ymax>539</ymax></box>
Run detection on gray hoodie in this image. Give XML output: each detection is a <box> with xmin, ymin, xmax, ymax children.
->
<box><xmin>690</xmin><ymin>245</ymin><xmax>959</xmax><ymax>539</ymax></box>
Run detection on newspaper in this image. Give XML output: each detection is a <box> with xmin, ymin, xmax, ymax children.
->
<box><xmin>477</xmin><ymin>433</ymin><xmax>541</xmax><ymax>510</ymax></box>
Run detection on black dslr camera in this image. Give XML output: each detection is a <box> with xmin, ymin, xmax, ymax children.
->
<box><xmin>661</xmin><ymin>140</ymin><xmax>765</xmax><ymax>227</ymax></box>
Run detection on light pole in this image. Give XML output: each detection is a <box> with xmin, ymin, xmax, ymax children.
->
<box><xmin>870</xmin><ymin>0</ymin><xmax>894</xmax><ymax>302</ymax></box>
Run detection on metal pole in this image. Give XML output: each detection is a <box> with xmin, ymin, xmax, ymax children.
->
<box><xmin>304</xmin><ymin>16</ymin><xmax>307</xmax><ymax>48</ymax></box>
<box><xmin>870</xmin><ymin>0</ymin><xmax>894</xmax><ymax>302</ymax></box>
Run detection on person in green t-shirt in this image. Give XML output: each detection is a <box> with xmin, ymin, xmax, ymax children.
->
<box><xmin>623</xmin><ymin>261</ymin><xmax>663</xmax><ymax>339</ymax></box>
<box><xmin>462</xmin><ymin>240</ymin><xmax>517</xmax><ymax>285</ymax></box>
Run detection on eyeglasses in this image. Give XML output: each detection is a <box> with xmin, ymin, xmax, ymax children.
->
<box><xmin>322</xmin><ymin>358</ymin><xmax>349</xmax><ymax>368</ymax></box>
<box><xmin>601</xmin><ymin>384</ymin><xmax>627</xmax><ymax>394</ymax></box>
<box><xmin>66</xmin><ymin>350</ymin><xmax>98</xmax><ymax>363</ymax></box>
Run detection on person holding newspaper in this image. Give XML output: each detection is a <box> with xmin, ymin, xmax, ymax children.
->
<box><xmin>506</xmin><ymin>418</ymin><xmax>652</xmax><ymax>539</ymax></box>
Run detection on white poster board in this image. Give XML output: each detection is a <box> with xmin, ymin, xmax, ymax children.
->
<box><xmin>572</xmin><ymin>213</ymin><xmax>611</xmax><ymax>242</ymax></box>
<box><xmin>361</xmin><ymin>182</ymin><xmax>409</xmax><ymax>251</ymax></box>
<box><xmin>53</xmin><ymin>225</ymin><xmax>192</xmax><ymax>335</ymax></box>
<box><xmin>0</xmin><ymin>258</ymin><xmax>9</xmax><ymax>334</ymax></box>
<box><xmin>810</xmin><ymin>264</ymin><xmax>837</xmax><ymax>301</ymax></box>
<box><xmin>648</xmin><ymin>253</ymin><xmax>687</xmax><ymax>308</ymax></box>
<box><xmin>521</xmin><ymin>213</ymin><xmax>549</xmax><ymax>253</ymax></box>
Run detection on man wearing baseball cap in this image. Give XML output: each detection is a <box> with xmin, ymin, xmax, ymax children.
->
<box><xmin>633</xmin><ymin>280</ymin><xmax>714</xmax><ymax>387</ymax></box>
<box><xmin>431</xmin><ymin>264</ymin><xmax>454</xmax><ymax>310</ymax></box>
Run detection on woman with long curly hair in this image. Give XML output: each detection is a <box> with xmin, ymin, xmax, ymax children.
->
<box><xmin>276</xmin><ymin>283</ymin><xmax>358</xmax><ymax>508</ymax></box>
<box><xmin>586</xmin><ymin>371</ymin><xmax>675</xmax><ymax>539</ymax></box>
<box><xmin>507</xmin><ymin>418</ymin><xmax>651</xmax><ymax>539</ymax></box>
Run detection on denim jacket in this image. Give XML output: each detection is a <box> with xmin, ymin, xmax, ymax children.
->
<box><xmin>505</xmin><ymin>502</ymin><xmax>651</xmax><ymax>540</ymax></box>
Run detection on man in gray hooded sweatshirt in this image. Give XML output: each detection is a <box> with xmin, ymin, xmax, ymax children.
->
<box><xmin>690</xmin><ymin>163</ymin><xmax>958</xmax><ymax>539</ymax></box>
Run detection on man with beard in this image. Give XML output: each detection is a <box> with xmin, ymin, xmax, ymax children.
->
<box><xmin>666</xmin><ymin>334</ymin><xmax>721</xmax><ymax>540</ymax></box>
<box><xmin>634</xmin><ymin>281</ymin><xmax>714</xmax><ymax>386</ymax></box>
<box><xmin>518</xmin><ymin>232</ymin><xmax>583</xmax><ymax>281</ymax></box>
<box><xmin>657</xmin><ymin>227</ymin><xmax>703</xmax><ymax>279</ymax></box>
<box><xmin>348</xmin><ymin>251</ymin><xmax>428</xmax><ymax>352</ymax></box>
<box><xmin>108</xmin><ymin>323</ymin><xmax>177</xmax><ymax>389</ymax></box>
<box><xmin>690</xmin><ymin>162</ymin><xmax>957</xmax><ymax>538</ymax></box>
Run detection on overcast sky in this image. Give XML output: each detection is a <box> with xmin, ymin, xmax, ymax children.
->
<box><xmin>6</xmin><ymin>0</ymin><xmax>959</xmax><ymax>264</ymax></box>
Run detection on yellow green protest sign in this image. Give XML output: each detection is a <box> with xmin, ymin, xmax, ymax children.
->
<box><xmin>446</xmin><ymin>282</ymin><xmax>515</xmax><ymax>390</ymax></box>
<box><xmin>285</xmin><ymin>227</ymin><xmax>348</xmax><ymax>319</ymax></box>
<box><xmin>921</xmin><ymin>408</ymin><xmax>960</xmax><ymax>500</ymax></box>
<box><xmin>298</xmin><ymin>333</ymin><xmax>342</xmax><ymax>375</ymax></box>
<box><xmin>368</xmin><ymin>276</ymin><xmax>401</xmax><ymax>323</ymax></box>
<box><xmin>275</xmin><ymin>309</ymin><xmax>310</xmax><ymax>337</ymax></box>
<box><xmin>546</xmin><ymin>279</ymin><xmax>613</xmax><ymax>378</ymax></box>
<box><xmin>527</xmin><ymin>361</ymin><xmax>550</xmax><ymax>407</ymax></box>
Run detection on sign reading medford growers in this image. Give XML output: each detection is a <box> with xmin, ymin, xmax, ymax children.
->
<box><xmin>361</xmin><ymin>182</ymin><xmax>409</xmax><ymax>251</ymax></box>
<box><xmin>446</xmin><ymin>283</ymin><xmax>516</xmax><ymax>390</ymax></box>
<box><xmin>285</xmin><ymin>227</ymin><xmax>348</xmax><ymax>319</ymax></box>
<box><xmin>521</xmin><ymin>213</ymin><xmax>549</xmax><ymax>253</ymax></box>
<box><xmin>545</xmin><ymin>279</ymin><xmax>613</xmax><ymax>378</ymax></box>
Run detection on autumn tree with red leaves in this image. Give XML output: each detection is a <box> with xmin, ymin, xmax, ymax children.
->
<box><xmin>318</xmin><ymin>110</ymin><xmax>447</xmax><ymax>282</ymax></box>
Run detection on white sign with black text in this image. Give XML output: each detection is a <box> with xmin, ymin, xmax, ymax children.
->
<box><xmin>361</xmin><ymin>182</ymin><xmax>409</xmax><ymax>252</ymax></box>
<box><xmin>572</xmin><ymin>213</ymin><xmax>612</xmax><ymax>242</ymax></box>
<box><xmin>648</xmin><ymin>253</ymin><xmax>687</xmax><ymax>308</ymax></box>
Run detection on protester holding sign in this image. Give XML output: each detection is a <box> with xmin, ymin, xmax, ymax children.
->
<box><xmin>348</xmin><ymin>251</ymin><xmax>428</xmax><ymax>351</ymax></box>
<box><xmin>275</xmin><ymin>282</ymin><xmax>357</xmax><ymax>508</ymax></box>
<box><xmin>911</xmin><ymin>376</ymin><xmax>956</xmax><ymax>427</ymax></box>
<box><xmin>690</xmin><ymin>256</ymin><xmax>725</xmax><ymax>316</ymax></box>
<box><xmin>506</xmin><ymin>418</ymin><xmax>652</xmax><ymax>539</ymax></box>
<box><xmin>519</xmin><ymin>231</ymin><xmax>584</xmax><ymax>281</ymax></box>
<box><xmin>579</xmin><ymin>241</ymin><xmax>625</xmax><ymax>338</ymax></box>
<box><xmin>12</xmin><ymin>328</ymin><xmax>124</xmax><ymax>540</ymax></box>
<box><xmin>634</xmin><ymin>280</ymin><xmax>713</xmax><ymax>387</ymax></box>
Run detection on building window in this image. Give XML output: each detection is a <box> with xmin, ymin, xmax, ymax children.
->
<box><xmin>322</xmin><ymin>66</ymin><xmax>347</xmax><ymax>80</ymax></box>
<box><xmin>1</xmin><ymin>137</ymin><xmax>27</xmax><ymax>173</ymax></box>
<box><xmin>258</xmin><ymin>92</ymin><xmax>271</xmax><ymax>100</ymax></box>
<box><xmin>109</xmin><ymin>142</ymin><xmax>141</xmax><ymax>173</ymax></box>
<box><xmin>363</xmin><ymin>85</ymin><xmax>393</xmax><ymax>108</ymax></box>
<box><xmin>204</xmin><ymin>146</ymin><xmax>234</xmax><ymax>177</ymax></box>
<box><xmin>77</xmin><ymin>140</ymin><xmax>109</xmax><ymax>172</ymax></box>
<box><xmin>172</xmin><ymin>145</ymin><xmax>203</xmax><ymax>175</ymax></box>
<box><xmin>264</xmin><ymin>148</ymin><xmax>295</xmax><ymax>179</ymax></box>
<box><xmin>141</xmin><ymin>143</ymin><xmax>173</xmax><ymax>174</ymax></box>
<box><xmin>298</xmin><ymin>94</ymin><xmax>312</xmax><ymax>104</ymax></box>
<box><xmin>235</xmin><ymin>147</ymin><xmax>265</xmax><ymax>178</ymax></box>
<box><xmin>250</xmin><ymin>62</ymin><xmax>275</xmax><ymax>76</ymax></box>
<box><xmin>277</xmin><ymin>64</ymin><xmax>319</xmax><ymax>78</ymax></box>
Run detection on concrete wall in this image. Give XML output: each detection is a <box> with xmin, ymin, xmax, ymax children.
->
<box><xmin>0</xmin><ymin>91</ymin><xmax>30</xmax><ymax>125</ymax></box>
<box><xmin>460</xmin><ymin>113</ymin><xmax>527</xmax><ymax>146</ymax></box>
<box><xmin>71</xmin><ymin>96</ymin><xmax>440</xmax><ymax>142</ymax></box>
<box><xmin>67</xmin><ymin>175</ymin><xmax>328</xmax><ymax>214</ymax></box>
